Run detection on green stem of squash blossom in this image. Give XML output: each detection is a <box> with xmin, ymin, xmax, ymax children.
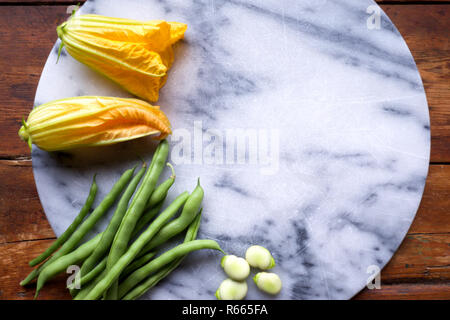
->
<box><xmin>18</xmin><ymin>117</ymin><xmax>32</xmax><ymax>150</ymax></box>
<box><xmin>56</xmin><ymin>2</ymin><xmax>78</xmax><ymax>63</ymax></box>
<box><xmin>71</xmin><ymin>4</ymin><xmax>80</xmax><ymax>17</ymax></box>
<box><xmin>56</xmin><ymin>23</ymin><xmax>66</xmax><ymax>64</ymax></box>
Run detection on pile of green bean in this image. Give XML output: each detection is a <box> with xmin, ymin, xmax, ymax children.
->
<box><xmin>21</xmin><ymin>140</ymin><xmax>224</xmax><ymax>300</ymax></box>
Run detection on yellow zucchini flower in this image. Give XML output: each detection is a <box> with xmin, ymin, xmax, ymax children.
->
<box><xmin>19</xmin><ymin>96</ymin><xmax>172</xmax><ymax>151</ymax></box>
<box><xmin>57</xmin><ymin>14</ymin><xmax>187</xmax><ymax>102</ymax></box>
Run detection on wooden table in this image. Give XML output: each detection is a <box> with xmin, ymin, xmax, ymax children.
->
<box><xmin>0</xmin><ymin>0</ymin><xmax>448</xmax><ymax>300</ymax></box>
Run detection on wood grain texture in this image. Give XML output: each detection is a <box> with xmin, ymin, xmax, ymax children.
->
<box><xmin>0</xmin><ymin>6</ymin><xmax>68</xmax><ymax>158</ymax></box>
<box><xmin>0</xmin><ymin>240</ymin><xmax>71</xmax><ymax>300</ymax></box>
<box><xmin>1</xmin><ymin>233</ymin><xmax>448</xmax><ymax>300</ymax></box>
<box><xmin>381</xmin><ymin>233</ymin><xmax>450</xmax><ymax>282</ymax></box>
<box><xmin>0</xmin><ymin>163</ymin><xmax>448</xmax><ymax>299</ymax></box>
<box><xmin>355</xmin><ymin>165</ymin><xmax>450</xmax><ymax>297</ymax></box>
<box><xmin>382</xmin><ymin>5</ymin><xmax>450</xmax><ymax>163</ymax></box>
<box><xmin>408</xmin><ymin>165</ymin><xmax>450</xmax><ymax>234</ymax></box>
<box><xmin>0</xmin><ymin>160</ymin><xmax>54</xmax><ymax>244</ymax></box>
<box><xmin>355</xmin><ymin>283</ymin><xmax>450</xmax><ymax>300</ymax></box>
<box><xmin>0</xmin><ymin>5</ymin><xmax>448</xmax><ymax>161</ymax></box>
<box><xmin>0</xmin><ymin>2</ymin><xmax>448</xmax><ymax>300</ymax></box>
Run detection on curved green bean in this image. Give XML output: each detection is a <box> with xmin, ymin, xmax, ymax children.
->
<box><xmin>120</xmin><ymin>252</ymin><xmax>156</xmax><ymax>280</ymax></box>
<box><xmin>29</xmin><ymin>175</ymin><xmax>98</xmax><ymax>267</ymax></box>
<box><xmin>145</xmin><ymin>163</ymin><xmax>175</xmax><ymax>210</ymax></box>
<box><xmin>132</xmin><ymin>199</ymin><xmax>165</xmax><ymax>237</ymax></box>
<box><xmin>69</xmin><ymin>255</ymin><xmax>107</xmax><ymax>296</ymax></box>
<box><xmin>72</xmin><ymin>202</ymin><xmax>164</xmax><ymax>300</ymax></box>
<box><xmin>74</xmin><ymin>201</ymin><xmax>164</xmax><ymax>300</ymax></box>
<box><xmin>72</xmin><ymin>252</ymin><xmax>156</xmax><ymax>299</ymax></box>
<box><xmin>80</xmin><ymin>164</ymin><xmax>146</xmax><ymax>277</ymax></box>
<box><xmin>127</xmin><ymin>141</ymin><xmax>167</xmax><ymax>210</ymax></box>
<box><xmin>105</xmin><ymin>140</ymin><xmax>169</xmax><ymax>299</ymax></box>
<box><xmin>140</xmin><ymin>179</ymin><xmax>203</xmax><ymax>254</ymax></box>
<box><xmin>78</xmin><ymin>191</ymin><xmax>190</xmax><ymax>300</ymax></box>
<box><xmin>122</xmin><ymin>211</ymin><xmax>202</xmax><ymax>300</ymax></box>
<box><xmin>123</xmin><ymin>259</ymin><xmax>178</xmax><ymax>300</ymax></box>
<box><xmin>73</xmin><ymin>267</ymin><xmax>106</xmax><ymax>300</ymax></box>
<box><xmin>20</xmin><ymin>167</ymin><xmax>135</xmax><ymax>287</ymax></box>
<box><xmin>130</xmin><ymin>164</ymin><xmax>175</xmax><ymax>234</ymax></box>
<box><xmin>118</xmin><ymin>240</ymin><xmax>223</xmax><ymax>299</ymax></box>
<box><xmin>184</xmin><ymin>210</ymin><xmax>203</xmax><ymax>241</ymax></box>
<box><xmin>35</xmin><ymin>232</ymin><xmax>103</xmax><ymax>297</ymax></box>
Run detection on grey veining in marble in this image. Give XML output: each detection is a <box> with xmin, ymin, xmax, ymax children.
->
<box><xmin>32</xmin><ymin>0</ymin><xmax>430</xmax><ymax>299</ymax></box>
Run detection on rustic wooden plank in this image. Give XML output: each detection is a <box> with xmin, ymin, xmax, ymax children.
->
<box><xmin>354</xmin><ymin>283</ymin><xmax>450</xmax><ymax>300</ymax></box>
<box><xmin>382</xmin><ymin>233</ymin><xmax>450</xmax><ymax>282</ymax></box>
<box><xmin>381</xmin><ymin>4</ymin><xmax>450</xmax><ymax>163</ymax></box>
<box><xmin>0</xmin><ymin>2</ymin><xmax>448</xmax><ymax>300</ymax></box>
<box><xmin>1</xmin><ymin>162</ymin><xmax>448</xmax><ymax>243</ymax></box>
<box><xmin>0</xmin><ymin>160</ymin><xmax>54</xmax><ymax>243</ymax></box>
<box><xmin>0</xmin><ymin>239</ymin><xmax>71</xmax><ymax>300</ymax></box>
<box><xmin>1</xmin><ymin>238</ymin><xmax>448</xmax><ymax>300</ymax></box>
<box><xmin>0</xmin><ymin>162</ymin><xmax>448</xmax><ymax>299</ymax></box>
<box><xmin>408</xmin><ymin>165</ymin><xmax>450</xmax><ymax>234</ymax></box>
<box><xmin>349</xmin><ymin>165</ymin><xmax>450</xmax><ymax>297</ymax></box>
<box><xmin>0</xmin><ymin>5</ymin><xmax>449</xmax><ymax>161</ymax></box>
<box><xmin>0</xmin><ymin>6</ymin><xmax>69</xmax><ymax>159</ymax></box>
<box><xmin>1</xmin><ymin>235</ymin><xmax>448</xmax><ymax>300</ymax></box>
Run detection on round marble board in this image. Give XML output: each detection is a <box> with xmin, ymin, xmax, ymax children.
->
<box><xmin>32</xmin><ymin>0</ymin><xmax>430</xmax><ymax>299</ymax></box>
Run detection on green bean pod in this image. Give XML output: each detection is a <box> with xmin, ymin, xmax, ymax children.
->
<box><xmin>145</xmin><ymin>163</ymin><xmax>175</xmax><ymax>210</ymax></box>
<box><xmin>132</xmin><ymin>200</ymin><xmax>165</xmax><ymax>237</ymax></box>
<box><xmin>130</xmin><ymin>164</ymin><xmax>175</xmax><ymax>235</ymax></box>
<box><xmin>72</xmin><ymin>202</ymin><xmax>163</xmax><ymax>300</ymax></box>
<box><xmin>185</xmin><ymin>210</ymin><xmax>203</xmax><ymax>241</ymax></box>
<box><xmin>20</xmin><ymin>167</ymin><xmax>135</xmax><ymax>287</ymax></box>
<box><xmin>73</xmin><ymin>247</ymin><xmax>153</xmax><ymax>299</ymax></box>
<box><xmin>73</xmin><ymin>266</ymin><xmax>106</xmax><ymax>300</ymax></box>
<box><xmin>120</xmin><ymin>252</ymin><xmax>156</xmax><ymax>280</ymax></box>
<box><xmin>35</xmin><ymin>232</ymin><xmax>103</xmax><ymax>297</ymax></box>
<box><xmin>74</xmin><ymin>202</ymin><xmax>163</xmax><ymax>299</ymax></box>
<box><xmin>104</xmin><ymin>140</ymin><xmax>169</xmax><ymax>299</ymax></box>
<box><xmin>118</xmin><ymin>240</ymin><xmax>224</xmax><ymax>299</ymax></box>
<box><xmin>121</xmin><ymin>211</ymin><xmax>202</xmax><ymax>300</ymax></box>
<box><xmin>128</xmin><ymin>140</ymin><xmax>168</xmax><ymax>210</ymax></box>
<box><xmin>140</xmin><ymin>179</ymin><xmax>204</xmax><ymax>254</ymax></box>
<box><xmin>123</xmin><ymin>259</ymin><xmax>179</xmax><ymax>300</ymax></box>
<box><xmin>80</xmin><ymin>164</ymin><xmax>146</xmax><ymax>277</ymax></box>
<box><xmin>78</xmin><ymin>191</ymin><xmax>190</xmax><ymax>300</ymax></box>
<box><xmin>29</xmin><ymin>175</ymin><xmax>98</xmax><ymax>267</ymax></box>
<box><xmin>69</xmin><ymin>255</ymin><xmax>107</xmax><ymax>296</ymax></box>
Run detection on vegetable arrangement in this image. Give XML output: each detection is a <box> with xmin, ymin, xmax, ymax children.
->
<box><xmin>19</xmin><ymin>12</ymin><xmax>186</xmax><ymax>151</ymax></box>
<box><xmin>22</xmin><ymin>140</ymin><xmax>224</xmax><ymax>300</ymax></box>
<box><xmin>19</xmin><ymin>96</ymin><xmax>171</xmax><ymax>151</ymax></box>
<box><xmin>216</xmin><ymin>245</ymin><xmax>282</xmax><ymax>299</ymax></box>
<box><xmin>57</xmin><ymin>14</ymin><xmax>187</xmax><ymax>102</ymax></box>
<box><xmin>18</xmin><ymin>9</ymin><xmax>284</xmax><ymax>300</ymax></box>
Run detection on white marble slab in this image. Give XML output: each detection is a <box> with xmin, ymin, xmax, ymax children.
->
<box><xmin>32</xmin><ymin>0</ymin><xmax>430</xmax><ymax>299</ymax></box>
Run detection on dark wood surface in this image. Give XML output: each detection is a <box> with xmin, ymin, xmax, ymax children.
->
<box><xmin>0</xmin><ymin>0</ymin><xmax>448</xmax><ymax>300</ymax></box>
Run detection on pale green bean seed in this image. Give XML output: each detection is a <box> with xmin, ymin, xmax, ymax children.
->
<box><xmin>221</xmin><ymin>255</ymin><xmax>250</xmax><ymax>281</ymax></box>
<box><xmin>245</xmin><ymin>245</ymin><xmax>275</xmax><ymax>270</ymax></box>
<box><xmin>253</xmin><ymin>272</ymin><xmax>282</xmax><ymax>295</ymax></box>
<box><xmin>215</xmin><ymin>279</ymin><xmax>247</xmax><ymax>300</ymax></box>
